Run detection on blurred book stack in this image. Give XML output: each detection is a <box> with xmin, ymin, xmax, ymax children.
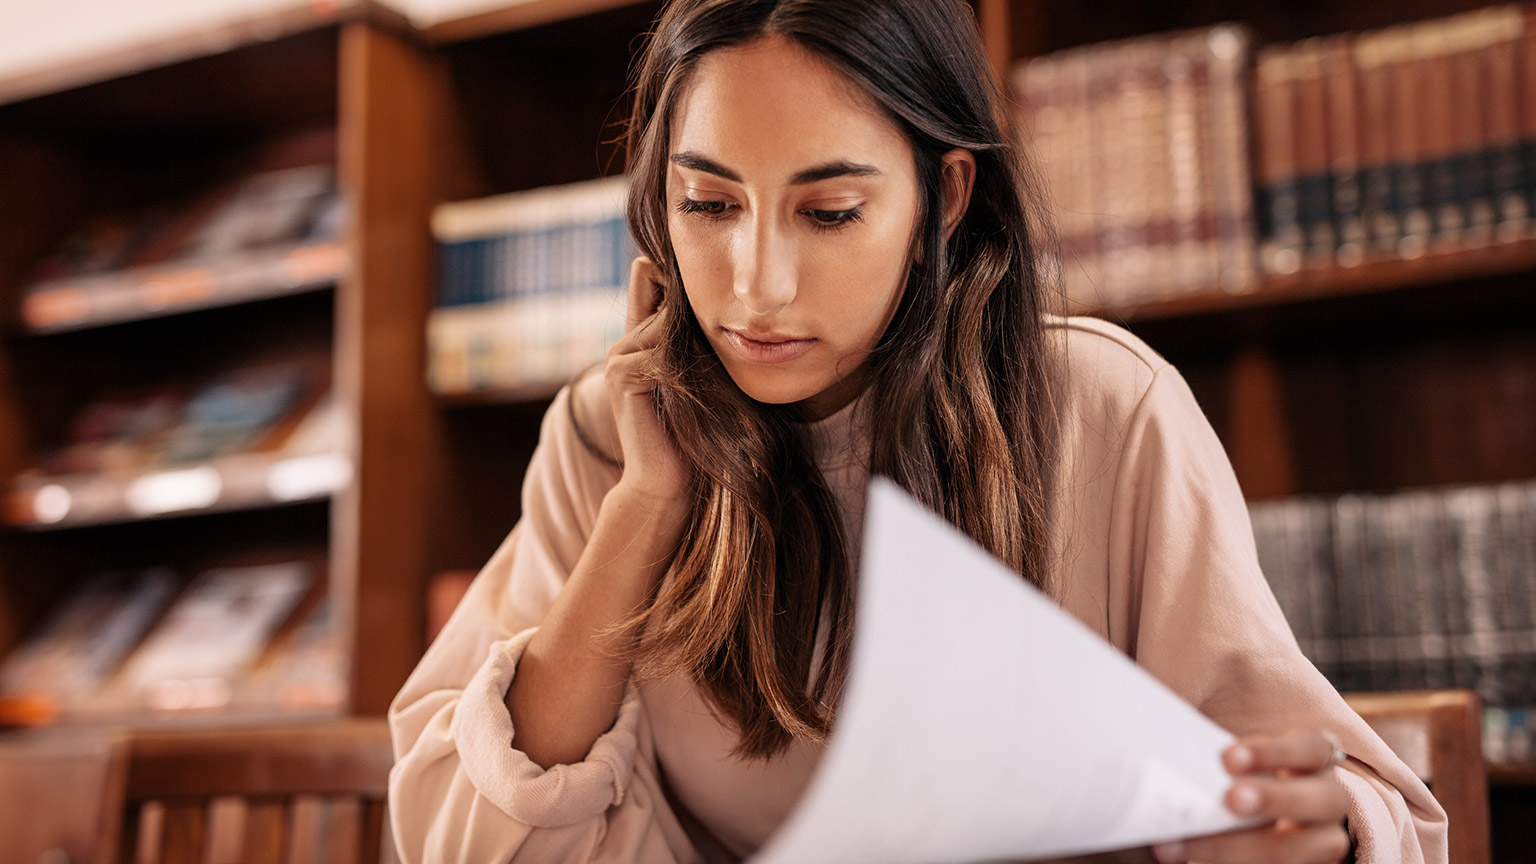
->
<box><xmin>21</xmin><ymin>160</ymin><xmax>346</xmax><ymax>333</ymax></box>
<box><xmin>1251</xmin><ymin>6</ymin><xmax>1535</xmax><ymax>275</ymax></box>
<box><xmin>0</xmin><ymin>561</ymin><xmax>338</xmax><ymax>725</ymax></box>
<box><xmin>430</xmin><ymin>175</ymin><xmax>635</xmax><ymax>397</ymax></box>
<box><xmin>4</xmin><ymin>358</ymin><xmax>347</xmax><ymax>529</ymax></box>
<box><xmin>1250</xmin><ymin>481</ymin><xmax>1536</xmax><ymax>765</ymax></box>
<box><xmin>1011</xmin><ymin>24</ymin><xmax>1260</xmax><ymax>309</ymax></box>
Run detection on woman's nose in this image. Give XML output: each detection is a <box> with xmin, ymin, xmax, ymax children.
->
<box><xmin>733</xmin><ymin>221</ymin><xmax>797</xmax><ymax>314</ymax></box>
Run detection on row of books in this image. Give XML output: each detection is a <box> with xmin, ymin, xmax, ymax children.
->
<box><xmin>430</xmin><ymin>175</ymin><xmax>633</xmax><ymax>395</ymax></box>
<box><xmin>1249</xmin><ymin>480</ymin><xmax>1536</xmax><ymax>763</ymax></box>
<box><xmin>5</xmin><ymin>359</ymin><xmax>347</xmax><ymax>528</ymax></box>
<box><xmin>1252</xmin><ymin>5</ymin><xmax>1536</xmax><ymax>275</ymax></box>
<box><xmin>1009</xmin><ymin>3</ymin><xmax>1536</xmax><ymax>311</ymax></box>
<box><xmin>23</xmin><ymin>160</ymin><xmax>345</xmax><ymax>332</ymax></box>
<box><xmin>0</xmin><ymin>562</ymin><xmax>344</xmax><ymax>725</ymax></box>
<box><xmin>1011</xmin><ymin>25</ymin><xmax>1260</xmax><ymax>310</ymax></box>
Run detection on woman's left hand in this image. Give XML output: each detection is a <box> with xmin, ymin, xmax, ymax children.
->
<box><xmin>1152</xmin><ymin>729</ymin><xmax>1353</xmax><ymax>864</ymax></box>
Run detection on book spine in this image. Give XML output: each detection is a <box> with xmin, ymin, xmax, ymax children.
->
<box><xmin>1331</xmin><ymin>495</ymin><xmax>1368</xmax><ymax>693</ymax></box>
<box><xmin>1111</xmin><ymin>41</ymin><xmax>1153</xmax><ymax>303</ymax></box>
<box><xmin>1164</xmin><ymin>39</ymin><xmax>1207</xmax><ymax>295</ymax></box>
<box><xmin>1449</xmin><ymin>488</ymin><xmax>1504</xmax><ymax>709</ymax></box>
<box><xmin>1483</xmin><ymin>8</ymin><xmax>1529</xmax><ymax>240</ymax></box>
<box><xmin>1413</xmin><ymin>22</ymin><xmax>1467</xmax><ymax>250</ymax></box>
<box><xmin>1140</xmin><ymin>38</ymin><xmax>1177</xmax><ymax>300</ymax></box>
<box><xmin>1445</xmin><ymin>12</ymin><xmax>1498</xmax><ymax>247</ymax></box>
<box><xmin>1492</xmin><ymin>483</ymin><xmax>1535</xmax><ymax>715</ymax></box>
<box><xmin>1405</xmin><ymin>491</ymin><xmax>1453</xmax><ymax>691</ymax></box>
<box><xmin>1354</xmin><ymin>32</ymin><xmax>1402</xmax><ymax>256</ymax></box>
<box><xmin>1438</xmin><ymin>492</ymin><xmax>1478</xmax><ymax>696</ymax></box>
<box><xmin>1206</xmin><ymin>25</ymin><xmax>1258</xmax><ymax>293</ymax></box>
<box><xmin>1089</xmin><ymin>46</ymin><xmax>1129</xmax><ymax>306</ymax></box>
<box><xmin>1249</xmin><ymin>503</ymin><xmax>1295</xmax><ymax>634</ymax></box>
<box><xmin>1304</xmin><ymin>498</ymin><xmax>1340</xmax><ymax>686</ymax></box>
<box><xmin>1254</xmin><ymin>47</ymin><xmax>1304</xmax><ymax>276</ymax></box>
<box><xmin>1190</xmin><ymin>49</ymin><xmax>1225</xmax><ymax>293</ymax></box>
<box><xmin>1373</xmin><ymin>493</ymin><xmax>1412</xmax><ymax>692</ymax></box>
<box><xmin>1522</xmin><ymin>5</ymin><xmax>1536</xmax><ymax>233</ymax></box>
<box><xmin>1386</xmin><ymin>28</ymin><xmax>1433</xmax><ymax>258</ymax></box>
<box><xmin>1322</xmin><ymin>34</ymin><xmax>1367</xmax><ymax>266</ymax></box>
<box><xmin>1015</xmin><ymin>55</ymin><xmax>1077</xmax><ymax>303</ymax></box>
<box><xmin>1293</xmin><ymin>40</ymin><xmax>1337</xmax><ymax>268</ymax></box>
<box><xmin>1069</xmin><ymin>50</ymin><xmax>1107</xmax><ymax>308</ymax></box>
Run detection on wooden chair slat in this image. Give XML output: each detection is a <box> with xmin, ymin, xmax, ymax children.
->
<box><xmin>285</xmin><ymin>794</ymin><xmax>327</xmax><ymax>864</ymax></box>
<box><xmin>361</xmin><ymin>801</ymin><xmax>387</xmax><ymax>864</ymax></box>
<box><xmin>204</xmin><ymin>796</ymin><xmax>246</xmax><ymax>864</ymax></box>
<box><xmin>157</xmin><ymin>802</ymin><xmax>205</xmax><ymax>864</ymax></box>
<box><xmin>323</xmin><ymin>798</ymin><xmax>363</xmax><ymax>863</ymax></box>
<box><xmin>241</xmin><ymin>799</ymin><xmax>287</xmax><ymax>864</ymax></box>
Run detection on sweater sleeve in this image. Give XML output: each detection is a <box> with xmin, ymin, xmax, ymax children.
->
<box><xmin>1108</xmin><ymin>365</ymin><xmax>1449</xmax><ymax>864</ymax></box>
<box><xmin>387</xmin><ymin>384</ymin><xmax>701</xmax><ymax>864</ymax></box>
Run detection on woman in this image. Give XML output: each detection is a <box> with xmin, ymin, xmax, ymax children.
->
<box><xmin>389</xmin><ymin>1</ymin><xmax>1447</xmax><ymax>862</ymax></box>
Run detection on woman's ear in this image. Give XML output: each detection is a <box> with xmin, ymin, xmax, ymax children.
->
<box><xmin>940</xmin><ymin>148</ymin><xmax>977</xmax><ymax>238</ymax></box>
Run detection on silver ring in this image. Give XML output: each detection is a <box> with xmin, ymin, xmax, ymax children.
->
<box><xmin>1322</xmin><ymin>731</ymin><xmax>1347</xmax><ymax>768</ymax></box>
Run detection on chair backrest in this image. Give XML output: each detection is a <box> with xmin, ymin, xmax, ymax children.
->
<box><xmin>1343</xmin><ymin>690</ymin><xmax>1489</xmax><ymax>864</ymax></box>
<box><xmin>0</xmin><ymin>727</ymin><xmax>127</xmax><ymax>864</ymax></box>
<box><xmin>104</xmin><ymin>718</ymin><xmax>396</xmax><ymax>864</ymax></box>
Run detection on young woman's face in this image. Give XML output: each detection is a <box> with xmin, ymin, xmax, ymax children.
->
<box><xmin>667</xmin><ymin>35</ymin><xmax>920</xmax><ymax>417</ymax></box>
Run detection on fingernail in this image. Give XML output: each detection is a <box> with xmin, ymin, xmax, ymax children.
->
<box><xmin>1230</xmin><ymin>783</ymin><xmax>1261</xmax><ymax>815</ymax></box>
<box><xmin>1227</xmin><ymin>745</ymin><xmax>1254</xmax><ymax>772</ymax></box>
<box><xmin>1152</xmin><ymin>841</ymin><xmax>1184</xmax><ymax>862</ymax></box>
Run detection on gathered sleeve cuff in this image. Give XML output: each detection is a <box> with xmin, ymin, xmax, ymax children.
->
<box><xmin>1337</xmin><ymin>758</ymin><xmax>1445</xmax><ymax>864</ymax></box>
<box><xmin>449</xmin><ymin>626</ymin><xmax>644</xmax><ymax>828</ymax></box>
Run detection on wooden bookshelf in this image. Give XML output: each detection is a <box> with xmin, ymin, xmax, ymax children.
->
<box><xmin>976</xmin><ymin>0</ymin><xmax>1536</xmax><ymax>858</ymax></box>
<box><xmin>0</xmin><ymin>12</ymin><xmax>437</xmax><ymax>730</ymax></box>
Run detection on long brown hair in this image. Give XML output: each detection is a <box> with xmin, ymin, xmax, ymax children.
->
<box><xmin>618</xmin><ymin>0</ymin><xmax>1062</xmax><ymax>758</ymax></box>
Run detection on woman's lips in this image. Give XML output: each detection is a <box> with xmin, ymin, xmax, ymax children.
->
<box><xmin>723</xmin><ymin>328</ymin><xmax>816</xmax><ymax>363</ymax></box>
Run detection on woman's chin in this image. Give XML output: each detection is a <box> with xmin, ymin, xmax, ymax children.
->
<box><xmin>722</xmin><ymin>368</ymin><xmax>825</xmax><ymax>407</ymax></box>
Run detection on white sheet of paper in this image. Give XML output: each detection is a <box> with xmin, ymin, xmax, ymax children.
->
<box><xmin>750</xmin><ymin>477</ymin><xmax>1261</xmax><ymax>864</ymax></box>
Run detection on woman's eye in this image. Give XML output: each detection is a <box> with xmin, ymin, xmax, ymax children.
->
<box><xmin>803</xmin><ymin>207</ymin><xmax>863</xmax><ymax>231</ymax></box>
<box><xmin>677</xmin><ymin>198</ymin><xmax>734</xmax><ymax>219</ymax></box>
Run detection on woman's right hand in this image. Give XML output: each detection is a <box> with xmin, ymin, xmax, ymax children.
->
<box><xmin>604</xmin><ymin>257</ymin><xmax>690</xmax><ymax>509</ymax></box>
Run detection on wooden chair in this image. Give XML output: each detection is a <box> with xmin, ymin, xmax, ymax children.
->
<box><xmin>102</xmin><ymin>718</ymin><xmax>397</xmax><ymax>864</ymax></box>
<box><xmin>0</xmin><ymin>727</ymin><xmax>128</xmax><ymax>864</ymax></box>
<box><xmin>1343</xmin><ymin>690</ymin><xmax>1490</xmax><ymax>864</ymax></box>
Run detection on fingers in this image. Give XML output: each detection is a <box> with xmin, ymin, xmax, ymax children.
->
<box><xmin>1154</xmin><ymin>821</ymin><xmax>1351</xmax><ymax>864</ymax></box>
<box><xmin>625</xmin><ymin>256</ymin><xmax>664</xmax><ymax>334</ymax></box>
<box><xmin>1225</xmin><ymin>730</ymin><xmax>1344</xmax><ymax>777</ymax></box>
<box><xmin>1223</xmin><ymin>772</ymin><xmax>1349</xmax><ymax>824</ymax></box>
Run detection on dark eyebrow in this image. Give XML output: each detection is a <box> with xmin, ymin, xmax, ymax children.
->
<box><xmin>670</xmin><ymin>152</ymin><xmax>741</xmax><ymax>182</ymax></box>
<box><xmin>789</xmin><ymin>160</ymin><xmax>882</xmax><ymax>184</ymax></box>
<box><xmin>670</xmin><ymin>151</ymin><xmax>882</xmax><ymax>185</ymax></box>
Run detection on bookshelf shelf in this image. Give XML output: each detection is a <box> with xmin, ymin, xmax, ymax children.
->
<box><xmin>21</xmin><ymin>240</ymin><xmax>346</xmax><ymax>334</ymax></box>
<box><xmin>436</xmin><ymin>382</ymin><xmax>566</xmax><ymax>407</ymax></box>
<box><xmin>4</xmin><ymin>449</ymin><xmax>351</xmax><ymax>531</ymax></box>
<box><xmin>1105</xmin><ymin>236</ymin><xmax>1536</xmax><ymax>322</ymax></box>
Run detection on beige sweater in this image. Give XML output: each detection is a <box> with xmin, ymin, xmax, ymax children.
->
<box><xmin>388</xmin><ymin>316</ymin><xmax>1447</xmax><ymax>864</ymax></box>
